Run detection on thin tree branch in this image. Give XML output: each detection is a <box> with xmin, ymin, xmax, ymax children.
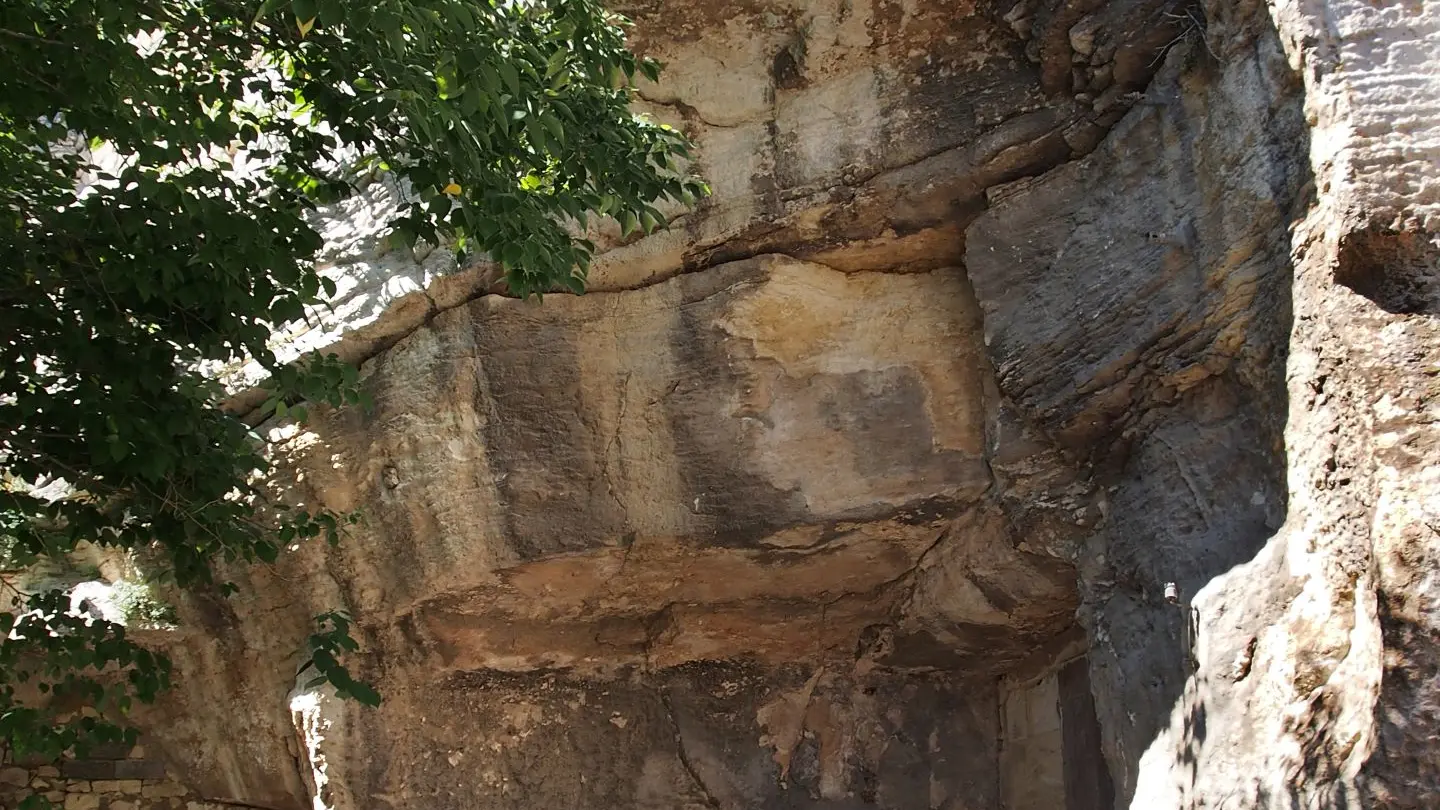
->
<box><xmin>0</xmin><ymin>28</ymin><xmax>69</xmax><ymax>47</ymax></box>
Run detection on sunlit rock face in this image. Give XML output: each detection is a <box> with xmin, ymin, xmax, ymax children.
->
<box><xmin>108</xmin><ymin>1</ymin><xmax>1440</xmax><ymax>809</ymax></box>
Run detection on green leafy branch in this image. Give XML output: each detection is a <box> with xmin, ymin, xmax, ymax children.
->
<box><xmin>299</xmin><ymin>611</ymin><xmax>379</xmax><ymax>706</ymax></box>
<box><xmin>0</xmin><ymin>0</ymin><xmax>703</xmax><ymax>774</ymax></box>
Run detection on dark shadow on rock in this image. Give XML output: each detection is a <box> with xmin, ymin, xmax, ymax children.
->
<box><xmin>1077</xmin><ymin>8</ymin><xmax>1316</xmax><ymax>804</ymax></box>
<box><xmin>1359</xmin><ymin>601</ymin><xmax>1440</xmax><ymax>806</ymax></box>
<box><xmin>1334</xmin><ymin>224</ymin><xmax>1440</xmax><ymax>316</ymax></box>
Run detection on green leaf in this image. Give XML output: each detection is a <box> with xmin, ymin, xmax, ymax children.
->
<box><xmin>252</xmin><ymin>0</ymin><xmax>290</xmax><ymax>23</ymax></box>
<box><xmin>312</xmin><ymin>649</ymin><xmax>338</xmax><ymax>672</ymax></box>
<box><xmin>254</xmin><ymin>541</ymin><xmax>279</xmax><ymax>564</ymax></box>
<box><xmin>436</xmin><ymin>59</ymin><xmax>462</xmax><ymax>100</ymax></box>
<box><xmin>497</xmin><ymin>61</ymin><xmax>521</xmax><ymax>97</ymax></box>
<box><xmin>318</xmin><ymin>0</ymin><xmax>344</xmax><ymax>27</ymax></box>
<box><xmin>540</xmin><ymin>111</ymin><xmax>564</xmax><ymax>145</ymax></box>
<box><xmin>545</xmin><ymin>48</ymin><xmax>568</xmax><ymax>77</ymax></box>
<box><xmin>0</xmin><ymin>0</ymin><xmax>700</xmax><ymax>750</ymax></box>
<box><xmin>292</xmin><ymin>0</ymin><xmax>316</xmax><ymax>24</ymax></box>
<box><xmin>348</xmin><ymin>681</ymin><xmax>382</xmax><ymax>707</ymax></box>
<box><xmin>384</xmin><ymin>20</ymin><xmax>406</xmax><ymax>54</ymax></box>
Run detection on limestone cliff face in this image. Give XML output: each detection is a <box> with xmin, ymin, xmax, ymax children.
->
<box><xmin>108</xmin><ymin>1</ymin><xmax>1440</xmax><ymax>809</ymax></box>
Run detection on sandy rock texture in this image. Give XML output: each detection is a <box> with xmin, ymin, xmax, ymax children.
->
<box><xmin>95</xmin><ymin>0</ymin><xmax>1440</xmax><ymax>809</ymax></box>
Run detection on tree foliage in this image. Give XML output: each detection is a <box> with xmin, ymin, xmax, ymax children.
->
<box><xmin>0</xmin><ymin>0</ymin><xmax>701</xmax><ymax>791</ymax></box>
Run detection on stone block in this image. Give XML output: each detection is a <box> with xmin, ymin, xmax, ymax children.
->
<box><xmin>66</xmin><ymin>780</ymin><xmax>92</xmax><ymax>792</ymax></box>
<box><xmin>112</xmin><ymin>759</ymin><xmax>167</xmax><ymax>779</ymax></box>
<box><xmin>0</xmin><ymin>767</ymin><xmax>28</xmax><ymax>786</ymax></box>
<box><xmin>43</xmin><ymin>791</ymin><xmax>66</xmax><ymax>803</ymax></box>
<box><xmin>35</xmin><ymin>766</ymin><xmax>60</xmax><ymax>778</ymax></box>
<box><xmin>117</xmin><ymin>779</ymin><xmax>143</xmax><ymax>793</ymax></box>
<box><xmin>61</xmin><ymin>760</ymin><xmax>113</xmax><ymax>780</ymax></box>
<box><xmin>63</xmin><ymin>794</ymin><xmax>100</xmax><ymax>810</ymax></box>
<box><xmin>90</xmin><ymin>779</ymin><xmax>120</xmax><ymax>792</ymax></box>
<box><xmin>109</xmin><ymin>802</ymin><xmax>137</xmax><ymax>810</ymax></box>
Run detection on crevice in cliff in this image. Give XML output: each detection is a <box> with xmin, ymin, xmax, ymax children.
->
<box><xmin>634</xmin><ymin>91</ymin><xmax>748</xmax><ymax>130</ymax></box>
<box><xmin>886</xmin><ymin>525</ymin><xmax>951</xmax><ymax>599</ymax></box>
<box><xmin>599</xmin><ymin>371</ymin><xmax>634</xmax><ymax>521</ymax></box>
<box><xmin>660</xmin><ymin>688</ymin><xmax>723</xmax><ymax>809</ymax></box>
<box><xmin>959</xmin><ymin>7</ymin><xmax>1316</xmax><ymax>801</ymax></box>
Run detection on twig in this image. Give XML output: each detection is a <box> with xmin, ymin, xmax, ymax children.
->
<box><xmin>0</xmin><ymin>28</ymin><xmax>68</xmax><ymax>47</ymax></box>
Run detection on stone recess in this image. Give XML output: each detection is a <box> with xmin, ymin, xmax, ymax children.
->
<box><xmin>80</xmin><ymin>0</ymin><xmax>1440</xmax><ymax>808</ymax></box>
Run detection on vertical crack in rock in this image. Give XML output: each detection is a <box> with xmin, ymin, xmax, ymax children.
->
<box><xmin>661</xmin><ymin>689</ymin><xmax>722</xmax><ymax>810</ymax></box>
<box><xmin>601</xmin><ymin>371</ymin><xmax>634</xmax><ymax>521</ymax></box>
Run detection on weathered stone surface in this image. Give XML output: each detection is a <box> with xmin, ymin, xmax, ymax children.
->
<box><xmin>964</xmin><ymin>0</ymin><xmax>1439</xmax><ymax>807</ymax></box>
<box><xmin>966</xmin><ymin>3</ymin><xmax>1306</xmax><ymax>803</ymax></box>
<box><xmin>291</xmin><ymin>663</ymin><xmax>1002</xmax><ymax>810</ymax></box>
<box><xmin>76</xmin><ymin>0</ymin><xmax>1440</xmax><ymax>808</ymax></box>
<box><xmin>149</xmin><ymin>249</ymin><xmax>1054</xmax><ymax>807</ymax></box>
<box><xmin>112</xmin><ymin>760</ymin><xmax>168</xmax><ymax>781</ymax></box>
<box><xmin>63</xmin><ymin>794</ymin><xmax>99</xmax><ymax>810</ymax></box>
<box><xmin>284</xmin><ymin>254</ymin><xmax>1000</xmax><ymax>672</ymax></box>
<box><xmin>222</xmin><ymin>0</ymin><xmax>1193</xmax><ymax>424</ymax></box>
<box><xmin>62</xmin><ymin>760</ymin><xmax>114</xmax><ymax>780</ymax></box>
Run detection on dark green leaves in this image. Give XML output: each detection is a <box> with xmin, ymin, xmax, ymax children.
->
<box><xmin>435</xmin><ymin>57</ymin><xmax>463</xmax><ymax>99</ymax></box>
<box><xmin>498</xmin><ymin>60</ymin><xmax>521</xmax><ymax>97</ymax></box>
<box><xmin>253</xmin><ymin>0</ymin><xmax>290</xmax><ymax>23</ymax></box>
<box><xmin>304</xmin><ymin>612</ymin><xmax>379</xmax><ymax>706</ymax></box>
<box><xmin>292</xmin><ymin>0</ymin><xmax>317</xmax><ymax>25</ymax></box>
<box><xmin>255</xmin><ymin>0</ymin><xmax>705</xmax><ymax>296</ymax></box>
<box><xmin>0</xmin><ymin>590</ymin><xmax>170</xmax><ymax>771</ymax></box>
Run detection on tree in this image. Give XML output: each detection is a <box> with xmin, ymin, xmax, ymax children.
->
<box><xmin>0</xmin><ymin>0</ymin><xmax>703</xmax><ymax>797</ymax></box>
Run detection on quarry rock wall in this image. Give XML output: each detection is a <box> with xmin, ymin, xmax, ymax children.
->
<box><xmin>61</xmin><ymin>1</ymin><xmax>1440</xmax><ymax>809</ymax></box>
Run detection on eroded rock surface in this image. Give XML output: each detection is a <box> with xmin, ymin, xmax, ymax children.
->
<box><xmin>90</xmin><ymin>0</ymin><xmax>1440</xmax><ymax>809</ymax></box>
